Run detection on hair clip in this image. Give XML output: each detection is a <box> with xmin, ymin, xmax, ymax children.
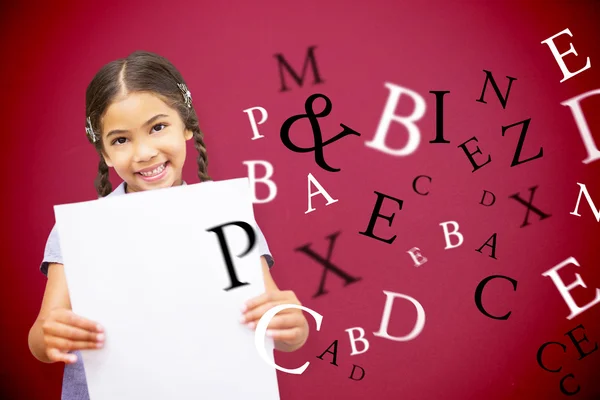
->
<box><xmin>86</xmin><ymin>117</ymin><xmax>99</xmax><ymax>143</ymax></box>
<box><xmin>177</xmin><ymin>83</ymin><xmax>193</xmax><ymax>108</ymax></box>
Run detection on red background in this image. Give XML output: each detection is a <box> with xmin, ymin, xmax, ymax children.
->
<box><xmin>1</xmin><ymin>1</ymin><xmax>600</xmax><ymax>399</ymax></box>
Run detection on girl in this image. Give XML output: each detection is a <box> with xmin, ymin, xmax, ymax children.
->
<box><xmin>28</xmin><ymin>50</ymin><xmax>309</xmax><ymax>400</ymax></box>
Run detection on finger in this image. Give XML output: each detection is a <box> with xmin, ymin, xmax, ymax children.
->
<box><xmin>265</xmin><ymin>327</ymin><xmax>303</xmax><ymax>342</ymax></box>
<box><xmin>47</xmin><ymin>348</ymin><xmax>78</xmax><ymax>364</ymax></box>
<box><xmin>52</xmin><ymin>310</ymin><xmax>103</xmax><ymax>333</ymax></box>
<box><xmin>43</xmin><ymin>322</ymin><xmax>104</xmax><ymax>342</ymax></box>
<box><xmin>247</xmin><ymin>313</ymin><xmax>304</xmax><ymax>330</ymax></box>
<box><xmin>243</xmin><ymin>290</ymin><xmax>299</xmax><ymax>311</ymax></box>
<box><xmin>241</xmin><ymin>300</ymin><xmax>295</xmax><ymax>324</ymax></box>
<box><xmin>45</xmin><ymin>335</ymin><xmax>104</xmax><ymax>352</ymax></box>
<box><xmin>242</xmin><ymin>292</ymin><xmax>281</xmax><ymax>312</ymax></box>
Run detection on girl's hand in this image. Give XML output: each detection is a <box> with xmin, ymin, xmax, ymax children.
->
<box><xmin>241</xmin><ymin>290</ymin><xmax>309</xmax><ymax>351</ymax></box>
<box><xmin>41</xmin><ymin>308</ymin><xmax>105</xmax><ymax>364</ymax></box>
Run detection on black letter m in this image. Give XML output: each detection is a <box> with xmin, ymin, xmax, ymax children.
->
<box><xmin>274</xmin><ymin>45</ymin><xmax>324</xmax><ymax>92</ymax></box>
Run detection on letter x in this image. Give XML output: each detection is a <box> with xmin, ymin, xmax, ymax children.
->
<box><xmin>509</xmin><ymin>185</ymin><xmax>552</xmax><ymax>228</ymax></box>
<box><xmin>295</xmin><ymin>231</ymin><xmax>362</xmax><ymax>298</ymax></box>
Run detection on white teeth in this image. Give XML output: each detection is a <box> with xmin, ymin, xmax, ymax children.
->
<box><xmin>139</xmin><ymin>163</ymin><xmax>166</xmax><ymax>177</ymax></box>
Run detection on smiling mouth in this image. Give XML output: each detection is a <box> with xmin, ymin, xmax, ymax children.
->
<box><xmin>137</xmin><ymin>162</ymin><xmax>168</xmax><ymax>178</ymax></box>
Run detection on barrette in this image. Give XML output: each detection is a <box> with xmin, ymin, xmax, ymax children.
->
<box><xmin>86</xmin><ymin>117</ymin><xmax>99</xmax><ymax>143</ymax></box>
<box><xmin>177</xmin><ymin>83</ymin><xmax>193</xmax><ymax>108</ymax></box>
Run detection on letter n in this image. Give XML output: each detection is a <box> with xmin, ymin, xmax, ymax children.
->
<box><xmin>570</xmin><ymin>183</ymin><xmax>600</xmax><ymax>222</ymax></box>
<box><xmin>476</xmin><ymin>70</ymin><xmax>517</xmax><ymax>109</ymax></box>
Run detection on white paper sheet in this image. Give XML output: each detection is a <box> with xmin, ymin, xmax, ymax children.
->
<box><xmin>54</xmin><ymin>178</ymin><xmax>280</xmax><ymax>400</ymax></box>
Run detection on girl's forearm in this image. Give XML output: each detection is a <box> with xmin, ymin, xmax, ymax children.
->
<box><xmin>28</xmin><ymin>319</ymin><xmax>52</xmax><ymax>363</ymax></box>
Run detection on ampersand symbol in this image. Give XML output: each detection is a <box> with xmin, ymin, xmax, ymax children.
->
<box><xmin>280</xmin><ymin>93</ymin><xmax>361</xmax><ymax>172</ymax></box>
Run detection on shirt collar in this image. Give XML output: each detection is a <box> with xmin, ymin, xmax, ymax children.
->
<box><xmin>108</xmin><ymin>181</ymin><xmax>188</xmax><ymax>197</ymax></box>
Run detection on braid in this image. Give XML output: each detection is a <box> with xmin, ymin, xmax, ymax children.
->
<box><xmin>193</xmin><ymin>128</ymin><xmax>211</xmax><ymax>182</ymax></box>
<box><xmin>94</xmin><ymin>156</ymin><xmax>112</xmax><ymax>197</ymax></box>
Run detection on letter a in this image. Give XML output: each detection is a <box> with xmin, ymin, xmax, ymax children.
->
<box><xmin>306</xmin><ymin>173</ymin><xmax>338</xmax><ymax>214</ymax></box>
<box><xmin>316</xmin><ymin>340</ymin><xmax>339</xmax><ymax>366</ymax></box>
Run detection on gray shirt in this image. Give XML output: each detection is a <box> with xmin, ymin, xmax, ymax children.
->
<box><xmin>40</xmin><ymin>181</ymin><xmax>274</xmax><ymax>400</ymax></box>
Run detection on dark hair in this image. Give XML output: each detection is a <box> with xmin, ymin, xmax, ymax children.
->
<box><xmin>85</xmin><ymin>50</ymin><xmax>211</xmax><ymax>197</ymax></box>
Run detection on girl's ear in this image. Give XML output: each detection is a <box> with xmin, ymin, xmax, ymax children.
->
<box><xmin>100</xmin><ymin>140</ymin><xmax>113</xmax><ymax>167</ymax></box>
<box><xmin>103</xmin><ymin>152</ymin><xmax>113</xmax><ymax>168</ymax></box>
<box><xmin>184</xmin><ymin>129</ymin><xmax>193</xmax><ymax>141</ymax></box>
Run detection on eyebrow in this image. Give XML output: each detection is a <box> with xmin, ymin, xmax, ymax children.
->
<box><xmin>105</xmin><ymin>114</ymin><xmax>169</xmax><ymax>138</ymax></box>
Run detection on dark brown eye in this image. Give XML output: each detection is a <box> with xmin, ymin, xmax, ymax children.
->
<box><xmin>152</xmin><ymin>123</ymin><xmax>166</xmax><ymax>133</ymax></box>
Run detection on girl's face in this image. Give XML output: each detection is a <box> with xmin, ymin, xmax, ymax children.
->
<box><xmin>101</xmin><ymin>92</ymin><xmax>193</xmax><ymax>193</ymax></box>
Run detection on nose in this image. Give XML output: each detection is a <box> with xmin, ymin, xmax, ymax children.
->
<box><xmin>133</xmin><ymin>137</ymin><xmax>159</xmax><ymax>163</ymax></box>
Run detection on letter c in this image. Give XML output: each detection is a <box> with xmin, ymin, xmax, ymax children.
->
<box><xmin>560</xmin><ymin>373</ymin><xmax>581</xmax><ymax>396</ymax></box>
<box><xmin>412</xmin><ymin>175</ymin><xmax>432</xmax><ymax>196</ymax></box>
<box><xmin>536</xmin><ymin>341</ymin><xmax>566</xmax><ymax>373</ymax></box>
<box><xmin>474</xmin><ymin>275</ymin><xmax>517</xmax><ymax>320</ymax></box>
<box><xmin>255</xmin><ymin>304</ymin><xmax>323</xmax><ymax>374</ymax></box>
